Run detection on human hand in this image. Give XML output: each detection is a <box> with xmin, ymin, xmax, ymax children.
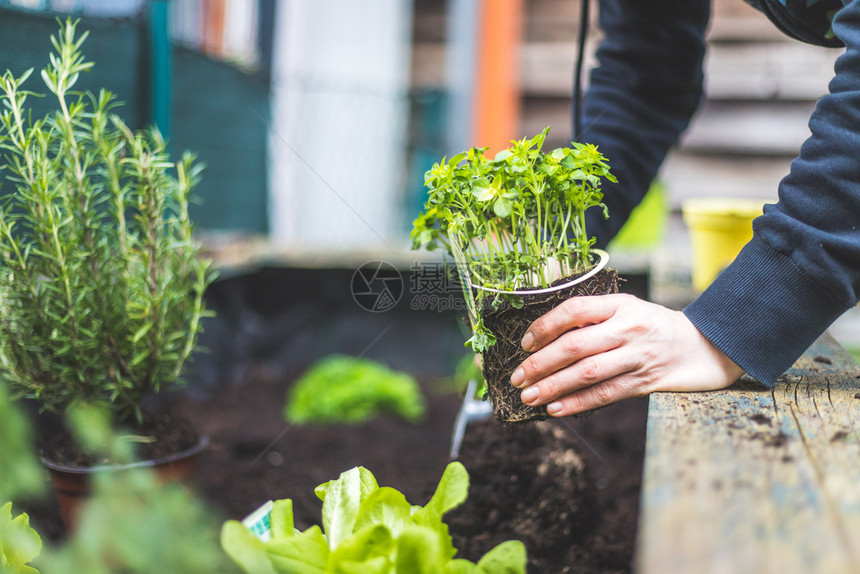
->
<box><xmin>510</xmin><ymin>294</ymin><xmax>745</xmax><ymax>417</ymax></box>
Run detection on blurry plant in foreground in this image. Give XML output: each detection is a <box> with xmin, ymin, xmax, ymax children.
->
<box><xmin>0</xmin><ymin>502</ymin><xmax>41</xmax><ymax>574</ymax></box>
<box><xmin>0</xmin><ymin>384</ymin><xmax>43</xmax><ymax>503</ymax></box>
<box><xmin>0</xmin><ymin>380</ymin><xmax>44</xmax><ymax>573</ymax></box>
<box><xmin>0</xmin><ymin>399</ymin><xmax>236</xmax><ymax>573</ymax></box>
<box><xmin>33</xmin><ymin>404</ymin><xmax>235</xmax><ymax>573</ymax></box>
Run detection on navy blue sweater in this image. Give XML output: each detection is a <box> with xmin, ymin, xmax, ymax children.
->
<box><xmin>582</xmin><ymin>0</ymin><xmax>860</xmax><ymax>384</ymax></box>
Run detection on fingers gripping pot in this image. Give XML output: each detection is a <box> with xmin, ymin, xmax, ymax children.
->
<box><xmin>470</xmin><ymin>250</ymin><xmax>618</xmax><ymax>423</ymax></box>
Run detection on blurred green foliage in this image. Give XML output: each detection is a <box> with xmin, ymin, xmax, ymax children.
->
<box><xmin>0</xmin><ymin>398</ymin><xmax>237</xmax><ymax>573</ymax></box>
<box><xmin>0</xmin><ymin>502</ymin><xmax>42</xmax><ymax>574</ymax></box>
<box><xmin>284</xmin><ymin>355</ymin><xmax>427</xmax><ymax>426</ymax></box>
<box><xmin>608</xmin><ymin>182</ymin><xmax>668</xmax><ymax>251</ymax></box>
<box><xmin>0</xmin><ymin>384</ymin><xmax>44</xmax><ymax>503</ymax></box>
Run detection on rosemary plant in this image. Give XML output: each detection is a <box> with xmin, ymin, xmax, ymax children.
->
<box><xmin>411</xmin><ymin>127</ymin><xmax>614</xmax><ymax>351</ymax></box>
<box><xmin>0</xmin><ymin>19</ymin><xmax>214</xmax><ymax>424</ymax></box>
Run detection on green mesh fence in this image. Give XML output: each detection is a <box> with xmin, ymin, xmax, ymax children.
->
<box><xmin>0</xmin><ymin>6</ymin><xmax>270</xmax><ymax>233</ymax></box>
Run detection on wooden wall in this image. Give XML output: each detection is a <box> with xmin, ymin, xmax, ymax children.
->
<box><xmin>410</xmin><ymin>0</ymin><xmax>843</xmax><ymax>209</ymax></box>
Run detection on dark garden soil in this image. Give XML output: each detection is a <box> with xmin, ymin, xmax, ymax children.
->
<box><xmin>36</xmin><ymin>408</ymin><xmax>202</xmax><ymax>468</ymax></box>
<box><xmin>24</xmin><ymin>373</ymin><xmax>647</xmax><ymax>573</ymax></box>
<box><xmin>19</xmin><ymin>267</ymin><xmax>649</xmax><ymax>573</ymax></box>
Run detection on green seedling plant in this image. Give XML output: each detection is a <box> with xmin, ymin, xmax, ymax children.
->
<box><xmin>0</xmin><ymin>19</ymin><xmax>213</xmax><ymax>424</ymax></box>
<box><xmin>221</xmin><ymin>462</ymin><xmax>527</xmax><ymax>574</ymax></box>
<box><xmin>411</xmin><ymin>127</ymin><xmax>614</xmax><ymax>352</ymax></box>
<box><xmin>284</xmin><ymin>355</ymin><xmax>427</xmax><ymax>426</ymax></box>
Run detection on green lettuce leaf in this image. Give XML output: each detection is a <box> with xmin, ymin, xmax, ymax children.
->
<box><xmin>266</xmin><ymin>525</ymin><xmax>329</xmax><ymax>573</ymax></box>
<box><xmin>394</xmin><ymin>525</ymin><xmax>444</xmax><ymax>574</ymax></box>
<box><xmin>220</xmin><ymin>520</ymin><xmax>276</xmax><ymax>574</ymax></box>
<box><xmin>476</xmin><ymin>540</ymin><xmax>527</xmax><ymax>574</ymax></box>
<box><xmin>354</xmin><ymin>487</ymin><xmax>412</xmax><ymax>538</ymax></box>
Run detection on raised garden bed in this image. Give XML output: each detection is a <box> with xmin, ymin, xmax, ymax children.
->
<box><xmin>23</xmin><ymin>376</ymin><xmax>646</xmax><ymax>573</ymax></box>
<box><xmin>20</xmin><ymin>267</ymin><xmax>647</xmax><ymax>572</ymax></box>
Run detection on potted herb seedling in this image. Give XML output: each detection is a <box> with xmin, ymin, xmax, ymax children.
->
<box><xmin>411</xmin><ymin>128</ymin><xmax>618</xmax><ymax>422</ymax></box>
<box><xmin>0</xmin><ymin>20</ymin><xmax>214</xmax><ymax>529</ymax></box>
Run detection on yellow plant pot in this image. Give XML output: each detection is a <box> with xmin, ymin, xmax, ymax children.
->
<box><xmin>682</xmin><ymin>198</ymin><xmax>770</xmax><ymax>292</ymax></box>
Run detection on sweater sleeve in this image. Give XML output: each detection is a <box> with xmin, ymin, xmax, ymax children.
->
<box><xmin>684</xmin><ymin>0</ymin><xmax>860</xmax><ymax>385</ymax></box>
<box><xmin>581</xmin><ymin>0</ymin><xmax>711</xmax><ymax>247</ymax></box>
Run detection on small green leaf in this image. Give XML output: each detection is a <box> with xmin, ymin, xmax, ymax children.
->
<box><xmin>129</xmin><ymin>348</ymin><xmax>151</xmax><ymax>367</ymax></box>
<box><xmin>448</xmin><ymin>152</ymin><xmax>466</xmax><ymax>167</ymax></box>
<box><xmin>0</xmin><ymin>503</ymin><xmax>41</xmax><ymax>572</ymax></box>
<box><xmin>320</xmin><ymin>467</ymin><xmax>366</xmax><ymax>549</ymax></box>
<box><xmin>131</xmin><ymin>322</ymin><xmax>153</xmax><ymax>343</ymax></box>
<box><xmin>354</xmin><ymin>487</ymin><xmax>412</xmax><ymax>537</ymax></box>
<box><xmin>425</xmin><ymin>462</ymin><xmax>469</xmax><ymax>517</ymax></box>
<box><xmin>493</xmin><ymin>198</ymin><xmax>512</xmax><ymax>218</ymax></box>
<box><xmin>504</xmin><ymin>294</ymin><xmax>524</xmax><ymax>309</ymax></box>
<box><xmin>471</xmin><ymin>180</ymin><xmax>495</xmax><ymax>203</ymax></box>
<box><xmin>394</xmin><ymin>526</ymin><xmax>444</xmax><ymax>574</ymax></box>
<box><xmin>561</xmin><ymin>154</ymin><xmax>578</xmax><ymax>169</ymax></box>
<box><xmin>493</xmin><ymin>149</ymin><xmax>512</xmax><ymax>162</ymax></box>
<box><xmin>530</xmin><ymin>126</ymin><xmax>549</xmax><ymax>149</ymax></box>
<box><xmin>270</xmin><ymin>499</ymin><xmax>296</xmax><ymax>539</ymax></box>
<box><xmin>220</xmin><ymin>521</ymin><xmax>277</xmax><ymax>574</ymax></box>
<box><xmin>507</xmin><ymin>157</ymin><xmax>528</xmax><ymax>174</ymax></box>
<box><xmin>476</xmin><ymin>540</ymin><xmax>527</xmax><ymax>574</ymax></box>
<box><xmin>266</xmin><ymin>525</ymin><xmax>329</xmax><ymax>574</ymax></box>
<box><xmin>358</xmin><ymin>467</ymin><xmax>380</xmax><ymax>499</ymax></box>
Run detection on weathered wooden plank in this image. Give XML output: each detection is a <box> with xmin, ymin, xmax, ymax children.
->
<box><xmin>705</xmin><ymin>42</ymin><xmax>840</xmax><ymax>101</ymax></box>
<box><xmin>659</xmin><ymin>153</ymin><xmax>786</xmax><ymax>207</ymax></box>
<box><xmin>515</xmin><ymin>41</ymin><xmax>838</xmax><ymax>99</ymax></box>
<box><xmin>522</xmin><ymin>99</ymin><xmax>815</xmax><ymax>156</ymax></box>
<box><xmin>637</xmin><ymin>333</ymin><xmax>860</xmax><ymax>574</ymax></box>
<box><xmin>680</xmin><ymin>102</ymin><xmax>814</xmax><ymax>155</ymax></box>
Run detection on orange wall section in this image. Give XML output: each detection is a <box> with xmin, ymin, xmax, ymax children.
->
<box><xmin>473</xmin><ymin>0</ymin><xmax>523</xmax><ymax>157</ymax></box>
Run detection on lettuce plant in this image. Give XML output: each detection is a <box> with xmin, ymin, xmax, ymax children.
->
<box><xmin>410</xmin><ymin>128</ymin><xmax>614</xmax><ymax>351</ymax></box>
<box><xmin>221</xmin><ymin>462</ymin><xmax>527</xmax><ymax>574</ymax></box>
<box><xmin>284</xmin><ymin>355</ymin><xmax>426</xmax><ymax>426</ymax></box>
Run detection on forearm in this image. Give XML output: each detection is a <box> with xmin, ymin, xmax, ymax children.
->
<box><xmin>581</xmin><ymin>0</ymin><xmax>711</xmax><ymax>246</ymax></box>
<box><xmin>685</xmin><ymin>0</ymin><xmax>860</xmax><ymax>385</ymax></box>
